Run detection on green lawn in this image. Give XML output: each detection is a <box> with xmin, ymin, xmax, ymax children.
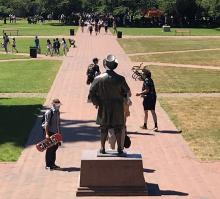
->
<box><xmin>142</xmin><ymin>65</ymin><xmax>220</xmax><ymax>93</ymax></box>
<box><xmin>0</xmin><ymin>60</ymin><xmax>61</xmax><ymax>93</ymax></box>
<box><xmin>0</xmin><ymin>98</ymin><xmax>44</xmax><ymax>161</ymax></box>
<box><xmin>130</xmin><ymin>50</ymin><xmax>220</xmax><ymax>67</ymax></box>
<box><xmin>159</xmin><ymin>97</ymin><xmax>220</xmax><ymax>160</ymax></box>
<box><xmin>0</xmin><ymin>53</ymin><xmax>29</xmax><ymax>60</ymax></box>
<box><xmin>113</xmin><ymin>27</ymin><xmax>220</xmax><ymax>36</ymax></box>
<box><xmin>0</xmin><ymin>38</ymin><xmax>67</xmax><ymax>55</ymax></box>
<box><xmin>118</xmin><ymin>38</ymin><xmax>220</xmax><ymax>54</ymax></box>
<box><xmin>0</xmin><ymin>20</ymin><xmax>78</xmax><ymax>36</ymax></box>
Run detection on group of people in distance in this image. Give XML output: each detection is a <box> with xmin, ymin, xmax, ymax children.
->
<box><xmin>2</xmin><ymin>33</ymin><xmax>18</xmax><ymax>53</ymax></box>
<box><xmin>34</xmin><ymin>36</ymin><xmax>76</xmax><ymax>56</ymax></box>
<box><xmin>79</xmin><ymin>18</ymin><xmax>109</xmax><ymax>35</ymax></box>
<box><xmin>1</xmin><ymin>34</ymin><xmax>76</xmax><ymax>56</ymax></box>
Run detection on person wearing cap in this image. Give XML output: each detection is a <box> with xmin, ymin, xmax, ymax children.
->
<box><xmin>43</xmin><ymin>99</ymin><xmax>62</xmax><ymax>170</ymax></box>
<box><xmin>89</xmin><ymin>55</ymin><xmax>131</xmax><ymax>154</ymax></box>
<box><xmin>136</xmin><ymin>69</ymin><xmax>158</xmax><ymax>131</ymax></box>
<box><xmin>86</xmin><ymin>58</ymin><xmax>101</xmax><ymax>85</ymax></box>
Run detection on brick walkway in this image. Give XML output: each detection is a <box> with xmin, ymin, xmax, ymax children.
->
<box><xmin>0</xmin><ymin>30</ymin><xmax>219</xmax><ymax>199</ymax></box>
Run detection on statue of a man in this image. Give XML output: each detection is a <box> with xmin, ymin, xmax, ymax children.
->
<box><xmin>89</xmin><ymin>55</ymin><xmax>131</xmax><ymax>154</ymax></box>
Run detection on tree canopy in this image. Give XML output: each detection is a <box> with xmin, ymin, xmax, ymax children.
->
<box><xmin>0</xmin><ymin>0</ymin><xmax>220</xmax><ymax>26</ymax></box>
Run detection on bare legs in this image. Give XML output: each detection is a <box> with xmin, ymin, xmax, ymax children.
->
<box><xmin>144</xmin><ymin>110</ymin><xmax>158</xmax><ymax>130</ymax></box>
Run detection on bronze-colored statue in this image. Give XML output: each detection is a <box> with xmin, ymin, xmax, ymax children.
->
<box><xmin>89</xmin><ymin>55</ymin><xmax>130</xmax><ymax>154</ymax></box>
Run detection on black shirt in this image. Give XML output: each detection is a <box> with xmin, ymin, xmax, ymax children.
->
<box><xmin>142</xmin><ymin>78</ymin><xmax>156</xmax><ymax>96</ymax></box>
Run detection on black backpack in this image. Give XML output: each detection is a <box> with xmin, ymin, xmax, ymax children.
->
<box><xmin>86</xmin><ymin>64</ymin><xmax>96</xmax><ymax>85</ymax></box>
<box><xmin>41</xmin><ymin>109</ymin><xmax>54</xmax><ymax>130</ymax></box>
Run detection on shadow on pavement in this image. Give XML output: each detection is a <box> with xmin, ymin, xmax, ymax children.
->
<box><xmin>143</xmin><ymin>168</ymin><xmax>155</xmax><ymax>173</ymax></box>
<box><xmin>157</xmin><ymin>130</ymin><xmax>182</xmax><ymax>134</ymax></box>
<box><xmin>127</xmin><ymin>131</ymin><xmax>155</xmax><ymax>136</ymax></box>
<box><xmin>147</xmin><ymin>183</ymin><xmax>188</xmax><ymax>196</ymax></box>
<box><xmin>27</xmin><ymin>118</ymin><xmax>100</xmax><ymax>146</ymax></box>
<box><xmin>56</xmin><ymin>167</ymin><xmax>80</xmax><ymax>172</ymax></box>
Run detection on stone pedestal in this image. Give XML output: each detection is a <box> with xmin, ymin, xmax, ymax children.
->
<box><xmin>76</xmin><ymin>150</ymin><xmax>147</xmax><ymax>196</ymax></box>
<box><xmin>162</xmin><ymin>25</ymin><xmax>171</xmax><ymax>32</ymax></box>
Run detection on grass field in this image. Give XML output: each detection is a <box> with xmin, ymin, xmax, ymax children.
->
<box><xmin>130</xmin><ymin>50</ymin><xmax>220</xmax><ymax>67</ymax></box>
<box><xmin>0</xmin><ymin>53</ymin><xmax>29</xmax><ymax>60</ymax></box>
<box><xmin>0</xmin><ymin>98</ymin><xmax>43</xmax><ymax>161</ymax></box>
<box><xmin>0</xmin><ymin>20</ymin><xmax>78</xmax><ymax>36</ymax></box>
<box><xmin>142</xmin><ymin>65</ymin><xmax>220</xmax><ymax>93</ymax></box>
<box><xmin>118</xmin><ymin>38</ymin><xmax>220</xmax><ymax>54</ymax></box>
<box><xmin>0</xmin><ymin>38</ymin><xmax>68</xmax><ymax>55</ymax></box>
<box><xmin>159</xmin><ymin>97</ymin><xmax>220</xmax><ymax>160</ymax></box>
<box><xmin>0</xmin><ymin>60</ymin><xmax>61</xmax><ymax>93</ymax></box>
<box><xmin>113</xmin><ymin>27</ymin><xmax>220</xmax><ymax>36</ymax></box>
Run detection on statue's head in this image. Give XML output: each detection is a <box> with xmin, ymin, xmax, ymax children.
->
<box><xmin>103</xmin><ymin>54</ymin><xmax>118</xmax><ymax>70</ymax></box>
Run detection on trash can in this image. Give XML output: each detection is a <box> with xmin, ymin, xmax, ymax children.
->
<box><xmin>70</xmin><ymin>29</ymin><xmax>74</xmax><ymax>36</ymax></box>
<box><xmin>30</xmin><ymin>47</ymin><xmax>37</xmax><ymax>58</ymax></box>
<box><xmin>117</xmin><ymin>31</ymin><xmax>122</xmax><ymax>38</ymax></box>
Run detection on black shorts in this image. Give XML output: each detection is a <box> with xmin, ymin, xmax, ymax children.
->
<box><xmin>143</xmin><ymin>94</ymin><xmax>156</xmax><ymax>110</ymax></box>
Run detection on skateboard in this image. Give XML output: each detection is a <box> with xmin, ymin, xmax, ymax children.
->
<box><xmin>36</xmin><ymin>133</ymin><xmax>62</xmax><ymax>152</ymax></box>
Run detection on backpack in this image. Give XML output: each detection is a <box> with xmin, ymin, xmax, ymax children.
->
<box><xmin>41</xmin><ymin>109</ymin><xmax>54</xmax><ymax>130</ymax></box>
<box><xmin>86</xmin><ymin>64</ymin><xmax>96</xmax><ymax>84</ymax></box>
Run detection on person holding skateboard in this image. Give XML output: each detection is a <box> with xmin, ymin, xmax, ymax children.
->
<box><xmin>42</xmin><ymin>98</ymin><xmax>62</xmax><ymax>170</ymax></box>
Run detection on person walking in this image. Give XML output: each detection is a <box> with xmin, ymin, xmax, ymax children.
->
<box><xmin>52</xmin><ymin>39</ymin><xmax>57</xmax><ymax>56</ymax></box>
<box><xmin>42</xmin><ymin>99</ymin><xmax>62</xmax><ymax>170</ymax></box>
<box><xmin>86</xmin><ymin>57</ymin><xmax>101</xmax><ymax>85</ymax></box>
<box><xmin>113</xmin><ymin>19</ymin><xmax>117</xmax><ymax>34</ymax></box>
<box><xmin>34</xmin><ymin>36</ymin><xmax>41</xmax><ymax>54</ymax></box>
<box><xmin>95</xmin><ymin>22</ymin><xmax>99</xmax><ymax>35</ymax></box>
<box><xmin>11</xmin><ymin>37</ymin><xmax>18</xmax><ymax>53</ymax></box>
<box><xmin>46</xmin><ymin>39</ymin><xmax>52</xmax><ymax>56</ymax></box>
<box><xmin>3</xmin><ymin>33</ymin><xmax>10</xmax><ymax>53</ymax></box>
<box><xmin>56</xmin><ymin>38</ymin><xmax>60</xmax><ymax>56</ymax></box>
<box><xmin>61</xmin><ymin>38</ymin><xmax>68</xmax><ymax>56</ymax></box>
<box><xmin>104</xmin><ymin>20</ymin><xmax>108</xmax><ymax>34</ymax></box>
<box><xmin>80</xmin><ymin>19</ymin><xmax>85</xmax><ymax>33</ymax></box>
<box><xmin>136</xmin><ymin>69</ymin><xmax>158</xmax><ymax>131</ymax></box>
<box><xmin>88</xmin><ymin>23</ymin><xmax>93</xmax><ymax>35</ymax></box>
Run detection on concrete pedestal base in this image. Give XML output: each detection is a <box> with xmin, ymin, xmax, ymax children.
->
<box><xmin>76</xmin><ymin>150</ymin><xmax>147</xmax><ymax>196</ymax></box>
<box><xmin>162</xmin><ymin>25</ymin><xmax>171</xmax><ymax>32</ymax></box>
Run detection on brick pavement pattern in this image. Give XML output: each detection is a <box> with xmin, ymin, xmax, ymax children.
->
<box><xmin>0</xmin><ymin>30</ymin><xmax>220</xmax><ymax>199</ymax></box>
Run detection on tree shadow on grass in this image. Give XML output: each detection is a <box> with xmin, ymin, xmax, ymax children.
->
<box><xmin>0</xmin><ymin>101</ymin><xmax>100</xmax><ymax>149</ymax></box>
<box><xmin>147</xmin><ymin>183</ymin><xmax>188</xmax><ymax>196</ymax></box>
<box><xmin>0</xmin><ymin>100</ymin><xmax>43</xmax><ymax>148</ymax></box>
